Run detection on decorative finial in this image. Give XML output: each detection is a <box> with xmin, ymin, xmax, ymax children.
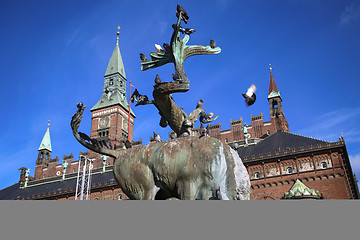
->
<box><xmin>48</xmin><ymin>120</ymin><xmax>50</xmax><ymax>127</ymax></box>
<box><xmin>269</xmin><ymin>64</ymin><xmax>272</xmax><ymax>72</ymax></box>
<box><xmin>116</xmin><ymin>26</ymin><xmax>120</xmax><ymax>46</ymax></box>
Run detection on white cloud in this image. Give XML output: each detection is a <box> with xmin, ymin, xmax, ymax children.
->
<box><xmin>297</xmin><ymin>108</ymin><xmax>360</xmax><ymax>143</ymax></box>
<box><xmin>339</xmin><ymin>2</ymin><xmax>360</xmax><ymax>26</ymax></box>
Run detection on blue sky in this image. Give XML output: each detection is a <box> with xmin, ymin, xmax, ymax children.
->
<box><xmin>0</xmin><ymin>0</ymin><xmax>360</xmax><ymax>191</ymax></box>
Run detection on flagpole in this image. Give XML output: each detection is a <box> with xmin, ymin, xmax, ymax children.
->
<box><xmin>128</xmin><ymin>81</ymin><xmax>131</xmax><ymax>141</ymax></box>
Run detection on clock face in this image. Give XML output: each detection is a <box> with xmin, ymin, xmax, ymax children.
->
<box><xmin>122</xmin><ymin>118</ymin><xmax>128</xmax><ymax>130</ymax></box>
<box><xmin>99</xmin><ymin>116</ymin><xmax>110</xmax><ymax>129</ymax></box>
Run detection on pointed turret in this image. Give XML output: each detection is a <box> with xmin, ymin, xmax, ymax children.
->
<box><xmin>35</xmin><ymin>121</ymin><xmax>53</xmax><ymax>179</ymax></box>
<box><xmin>104</xmin><ymin>29</ymin><xmax>126</xmax><ymax>78</ymax></box>
<box><xmin>267</xmin><ymin>64</ymin><xmax>281</xmax><ymax>99</ymax></box>
<box><xmin>38</xmin><ymin>120</ymin><xmax>52</xmax><ymax>152</ymax></box>
<box><xmin>267</xmin><ymin>64</ymin><xmax>289</xmax><ymax>133</ymax></box>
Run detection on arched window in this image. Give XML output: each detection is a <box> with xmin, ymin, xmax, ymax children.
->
<box><xmin>118</xmin><ymin>194</ymin><xmax>122</xmax><ymax>200</ymax></box>
<box><xmin>287</xmin><ymin>167</ymin><xmax>293</xmax><ymax>174</ymax></box>
<box><xmin>109</xmin><ymin>79</ymin><xmax>114</xmax><ymax>85</ymax></box>
<box><xmin>321</xmin><ymin>162</ymin><xmax>327</xmax><ymax>169</ymax></box>
<box><xmin>272</xmin><ymin>100</ymin><xmax>278</xmax><ymax>109</ymax></box>
<box><xmin>254</xmin><ymin>172</ymin><xmax>260</xmax><ymax>179</ymax></box>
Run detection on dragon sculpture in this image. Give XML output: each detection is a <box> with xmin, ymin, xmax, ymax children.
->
<box><xmin>134</xmin><ymin>4</ymin><xmax>221</xmax><ymax>137</ymax></box>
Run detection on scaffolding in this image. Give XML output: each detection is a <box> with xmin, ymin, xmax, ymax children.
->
<box><xmin>75</xmin><ymin>155</ymin><xmax>93</xmax><ymax>200</ymax></box>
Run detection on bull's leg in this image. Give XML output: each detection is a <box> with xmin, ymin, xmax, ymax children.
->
<box><xmin>127</xmin><ymin>163</ymin><xmax>160</xmax><ymax>200</ymax></box>
<box><xmin>177</xmin><ymin>180</ymin><xmax>202</xmax><ymax>200</ymax></box>
<box><xmin>197</xmin><ymin>185</ymin><xmax>217</xmax><ymax>200</ymax></box>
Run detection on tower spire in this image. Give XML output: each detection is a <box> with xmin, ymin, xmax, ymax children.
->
<box><xmin>268</xmin><ymin>64</ymin><xmax>280</xmax><ymax>99</ymax></box>
<box><xmin>38</xmin><ymin>120</ymin><xmax>52</xmax><ymax>152</ymax></box>
<box><xmin>90</xmin><ymin>26</ymin><xmax>135</xmax><ymax>117</ymax></box>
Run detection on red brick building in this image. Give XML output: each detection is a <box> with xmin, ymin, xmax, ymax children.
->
<box><xmin>0</xmin><ymin>33</ymin><xmax>358</xmax><ymax>200</ymax></box>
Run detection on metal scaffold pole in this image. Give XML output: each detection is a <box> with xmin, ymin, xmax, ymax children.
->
<box><xmin>75</xmin><ymin>155</ymin><xmax>93</xmax><ymax>200</ymax></box>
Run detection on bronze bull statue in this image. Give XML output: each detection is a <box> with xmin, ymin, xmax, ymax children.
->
<box><xmin>71</xmin><ymin>103</ymin><xmax>250</xmax><ymax>200</ymax></box>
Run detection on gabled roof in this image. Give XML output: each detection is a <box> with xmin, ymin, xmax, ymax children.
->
<box><xmin>237</xmin><ymin>131</ymin><xmax>329</xmax><ymax>159</ymax></box>
<box><xmin>283</xmin><ymin>179</ymin><xmax>322</xmax><ymax>199</ymax></box>
<box><xmin>38</xmin><ymin>122</ymin><xmax>52</xmax><ymax>152</ymax></box>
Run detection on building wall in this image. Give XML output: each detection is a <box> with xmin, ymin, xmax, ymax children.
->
<box><xmin>246</xmin><ymin>149</ymin><xmax>355</xmax><ymax>199</ymax></box>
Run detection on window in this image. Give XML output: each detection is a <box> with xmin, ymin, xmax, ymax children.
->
<box><xmin>109</xmin><ymin>79</ymin><xmax>114</xmax><ymax>85</ymax></box>
<box><xmin>254</xmin><ymin>172</ymin><xmax>260</xmax><ymax>179</ymax></box>
<box><xmin>321</xmin><ymin>162</ymin><xmax>327</xmax><ymax>169</ymax></box>
<box><xmin>118</xmin><ymin>194</ymin><xmax>122</xmax><ymax>200</ymax></box>
<box><xmin>107</xmin><ymin>162</ymin><xmax>110</xmax><ymax>166</ymax></box>
<box><xmin>273</xmin><ymin>100</ymin><xmax>278</xmax><ymax>109</ymax></box>
<box><xmin>287</xmin><ymin>167</ymin><xmax>293</xmax><ymax>174</ymax></box>
<box><xmin>225</xmin><ymin>138</ymin><xmax>228</xmax><ymax>143</ymax></box>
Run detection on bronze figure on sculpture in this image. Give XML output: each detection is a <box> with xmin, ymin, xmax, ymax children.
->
<box><xmin>135</xmin><ymin>4</ymin><xmax>221</xmax><ymax>137</ymax></box>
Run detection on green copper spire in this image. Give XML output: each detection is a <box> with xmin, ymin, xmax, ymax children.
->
<box><xmin>38</xmin><ymin>120</ymin><xmax>52</xmax><ymax>152</ymax></box>
<box><xmin>283</xmin><ymin>179</ymin><xmax>322</xmax><ymax>199</ymax></box>
<box><xmin>91</xmin><ymin>27</ymin><xmax>135</xmax><ymax>116</ymax></box>
<box><xmin>104</xmin><ymin>26</ymin><xmax>126</xmax><ymax>78</ymax></box>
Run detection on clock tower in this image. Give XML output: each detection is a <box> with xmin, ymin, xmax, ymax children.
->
<box><xmin>90</xmin><ymin>28</ymin><xmax>136</xmax><ymax>154</ymax></box>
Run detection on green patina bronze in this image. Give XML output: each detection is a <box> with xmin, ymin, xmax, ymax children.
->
<box><xmin>137</xmin><ymin>9</ymin><xmax>221</xmax><ymax>137</ymax></box>
<box><xmin>267</xmin><ymin>90</ymin><xmax>281</xmax><ymax>100</ymax></box>
<box><xmin>71</xmin><ymin>104</ymin><xmax>250</xmax><ymax>200</ymax></box>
